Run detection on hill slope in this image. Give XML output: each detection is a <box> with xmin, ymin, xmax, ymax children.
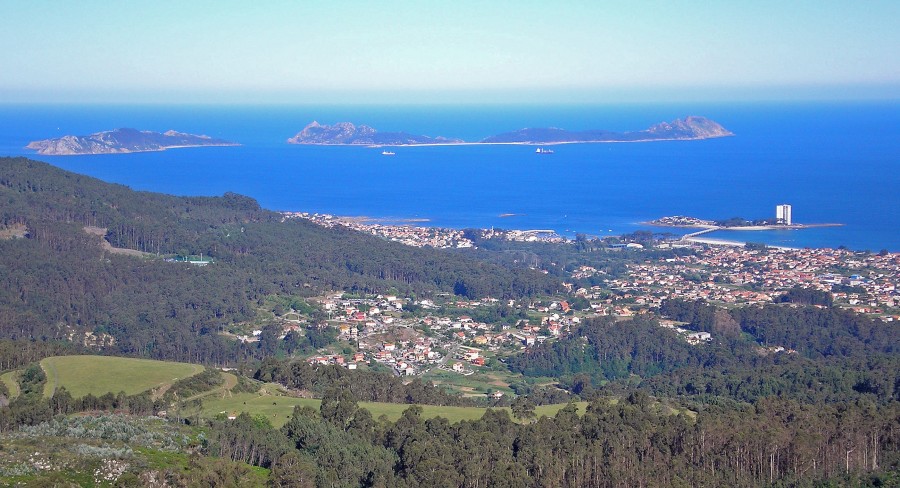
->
<box><xmin>40</xmin><ymin>355</ymin><xmax>204</xmax><ymax>398</ymax></box>
<box><xmin>0</xmin><ymin>157</ymin><xmax>558</xmax><ymax>363</ymax></box>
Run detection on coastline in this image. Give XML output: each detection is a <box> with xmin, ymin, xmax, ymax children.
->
<box><xmin>723</xmin><ymin>223</ymin><xmax>843</xmax><ymax>231</ymax></box>
<box><xmin>28</xmin><ymin>142</ymin><xmax>241</xmax><ymax>156</ymax></box>
<box><xmin>286</xmin><ymin>134</ymin><xmax>734</xmax><ymax>148</ymax></box>
<box><xmin>645</xmin><ymin>222</ymin><xmax>845</xmax><ymax>231</ymax></box>
<box><xmin>684</xmin><ymin>236</ymin><xmax>798</xmax><ymax>250</ymax></box>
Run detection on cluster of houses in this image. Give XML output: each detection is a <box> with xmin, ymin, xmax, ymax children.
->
<box><xmin>215</xmin><ymin>241</ymin><xmax>899</xmax><ymax>382</ymax></box>
<box><xmin>599</xmin><ymin>245</ymin><xmax>900</xmax><ymax>320</ymax></box>
<box><xmin>658</xmin><ymin>320</ymin><xmax>712</xmax><ymax>345</ymax></box>
<box><xmin>283</xmin><ymin>212</ymin><xmax>475</xmax><ymax>249</ymax></box>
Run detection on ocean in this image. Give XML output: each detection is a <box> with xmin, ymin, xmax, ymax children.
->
<box><xmin>1</xmin><ymin>102</ymin><xmax>898</xmax><ymax>251</ymax></box>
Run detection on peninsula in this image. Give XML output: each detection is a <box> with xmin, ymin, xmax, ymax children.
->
<box><xmin>287</xmin><ymin>116</ymin><xmax>732</xmax><ymax>146</ymax></box>
<box><xmin>648</xmin><ymin>215</ymin><xmax>844</xmax><ymax>231</ymax></box>
<box><xmin>648</xmin><ymin>215</ymin><xmax>843</xmax><ymax>247</ymax></box>
<box><xmin>26</xmin><ymin>128</ymin><xmax>238</xmax><ymax>155</ymax></box>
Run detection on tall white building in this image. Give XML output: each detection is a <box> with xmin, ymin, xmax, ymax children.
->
<box><xmin>776</xmin><ymin>204</ymin><xmax>792</xmax><ymax>225</ymax></box>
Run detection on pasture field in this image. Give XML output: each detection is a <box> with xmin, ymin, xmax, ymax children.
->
<box><xmin>19</xmin><ymin>356</ymin><xmax>690</xmax><ymax>426</ymax></box>
<box><xmin>195</xmin><ymin>392</ymin><xmax>590</xmax><ymax>428</ymax></box>
<box><xmin>40</xmin><ymin>355</ymin><xmax>204</xmax><ymax>398</ymax></box>
<box><xmin>423</xmin><ymin>368</ymin><xmax>518</xmax><ymax>397</ymax></box>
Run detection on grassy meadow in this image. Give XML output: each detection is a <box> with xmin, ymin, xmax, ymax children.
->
<box><xmin>1</xmin><ymin>370</ymin><xmax>20</xmax><ymax>399</ymax></box>
<box><xmin>40</xmin><ymin>355</ymin><xmax>204</xmax><ymax>398</ymax></box>
<box><xmin>5</xmin><ymin>355</ymin><xmax>690</xmax><ymax>427</ymax></box>
<box><xmin>195</xmin><ymin>392</ymin><xmax>590</xmax><ymax>428</ymax></box>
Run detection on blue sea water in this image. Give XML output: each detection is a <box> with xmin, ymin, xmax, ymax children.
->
<box><xmin>0</xmin><ymin>102</ymin><xmax>897</xmax><ymax>251</ymax></box>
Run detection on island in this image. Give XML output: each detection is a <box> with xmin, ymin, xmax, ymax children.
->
<box><xmin>287</xmin><ymin>121</ymin><xmax>463</xmax><ymax>145</ymax></box>
<box><xmin>287</xmin><ymin>116</ymin><xmax>732</xmax><ymax>146</ymax></box>
<box><xmin>481</xmin><ymin>116</ymin><xmax>733</xmax><ymax>143</ymax></box>
<box><xmin>26</xmin><ymin>128</ymin><xmax>238</xmax><ymax>155</ymax></box>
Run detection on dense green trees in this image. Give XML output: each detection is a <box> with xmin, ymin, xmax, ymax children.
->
<box><xmin>1</xmin><ymin>157</ymin><xmax>898</xmax><ymax>485</ymax></box>
<box><xmin>510</xmin><ymin>302</ymin><xmax>899</xmax><ymax>408</ymax></box>
<box><xmin>0</xmin><ymin>157</ymin><xmax>559</xmax><ymax>364</ymax></box>
<box><xmin>254</xmin><ymin>359</ymin><xmax>475</xmax><ymax>406</ymax></box>
<box><xmin>508</xmin><ymin>315</ymin><xmax>708</xmax><ymax>384</ymax></box>
<box><xmin>202</xmin><ymin>395</ymin><xmax>898</xmax><ymax>487</ymax></box>
<box><xmin>778</xmin><ymin>286</ymin><xmax>834</xmax><ymax>306</ymax></box>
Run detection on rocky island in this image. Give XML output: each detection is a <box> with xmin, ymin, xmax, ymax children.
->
<box><xmin>287</xmin><ymin>121</ymin><xmax>463</xmax><ymax>145</ymax></box>
<box><xmin>481</xmin><ymin>116</ymin><xmax>733</xmax><ymax>143</ymax></box>
<box><xmin>26</xmin><ymin>128</ymin><xmax>238</xmax><ymax>155</ymax></box>
<box><xmin>287</xmin><ymin>116</ymin><xmax>732</xmax><ymax>146</ymax></box>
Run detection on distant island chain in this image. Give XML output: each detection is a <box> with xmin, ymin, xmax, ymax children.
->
<box><xmin>26</xmin><ymin>116</ymin><xmax>731</xmax><ymax>155</ymax></box>
<box><xmin>286</xmin><ymin>116</ymin><xmax>732</xmax><ymax>146</ymax></box>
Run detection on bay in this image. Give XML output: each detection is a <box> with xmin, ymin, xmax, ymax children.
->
<box><xmin>1</xmin><ymin>102</ymin><xmax>897</xmax><ymax>251</ymax></box>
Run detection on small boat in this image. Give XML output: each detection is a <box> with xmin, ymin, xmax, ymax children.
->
<box><xmin>381</xmin><ymin>150</ymin><xmax>396</xmax><ymax>156</ymax></box>
<box><xmin>535</xmin><ymin>147</ymin><xmax>554</xmax><ymax>154</ymax></box>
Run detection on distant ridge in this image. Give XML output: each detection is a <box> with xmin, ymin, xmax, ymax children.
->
<box><xmin>26</xmin><ymin>128</ymin><xmax>238</xmax><ymax>155</ymax></box>
<box><xmin>480</xmin><ymin>116</ymin><xmax>733</xmax><ymax>143</ymax></box>
<box><xmin>287</xmin><ymin>116</ymin><xmax>732</xmax><ymax>146</ymax></box>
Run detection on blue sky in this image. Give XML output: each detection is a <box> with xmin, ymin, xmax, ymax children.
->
<box><xmin>1</xmin><ymin>0</ymin><xmax>897</xmax><ymax>103</ymax></box>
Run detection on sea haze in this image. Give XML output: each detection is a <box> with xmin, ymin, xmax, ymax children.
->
<box><xmin>1</xmin><ymin>102</ymin><xmax>897</xmax><ymax>251</ymax></box>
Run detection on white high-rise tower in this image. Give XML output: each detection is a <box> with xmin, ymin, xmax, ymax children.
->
<box><xmin>776</xmin><ymin>204</ymin><xmax>792</xmax><ymax>225</ymax></box>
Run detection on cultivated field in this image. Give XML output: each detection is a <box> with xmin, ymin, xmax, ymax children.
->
<box><xmin>40</xmin><ymin>355</ymin><xmax>205</xmax><ymax>398</ymax></box>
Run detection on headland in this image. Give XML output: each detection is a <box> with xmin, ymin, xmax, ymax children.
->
<box><xmin>647</xmin><ymin>215</ymin><xmax>844</xmax><ymax>248</ymax></box>
<box><xmin>26</xmin><ymin>128</ymin><xmax>238</xmax><ymax>155</ymax></box>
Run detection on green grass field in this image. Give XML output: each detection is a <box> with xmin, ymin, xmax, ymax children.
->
<box><xmin>423</xmin><ymin>368</ymin><xmax>518</xmax><ymax>397</ymax></box>
<box><xmin>23</xmin><ymin>355</ymin><xmax>692</xmax><ymax>426</ymax></box>
<box><xmin>1</xmin><ymin>370</ymin><xmax>20</xmax><ymax>399</ymax></box>
<box><xmin>40</xmin><ymin>355</ymin><xmax>205</xmax><ymax>398</ymax></box>
<box><xmin>195</xmin><ymin>392</ymin><xmax>590</xmax><ymax>427</ymax></box>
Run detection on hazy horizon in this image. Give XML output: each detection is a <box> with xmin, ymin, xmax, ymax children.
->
<box><xmin>2</xmin><ymin>1</ymin><xmax>898</xmax><ymax>104</ymax></box>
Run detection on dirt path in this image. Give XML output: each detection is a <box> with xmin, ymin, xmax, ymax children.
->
<box><xmin>83</xmin><ymin>226</ymin><xmax>154</xmax><ymax>258</ymax></box>
<box><xmin>183</xmin><ymin>372</ymin><xmax>239</xmax><ymax>402</ymax></box>
<box><xmin>40</xmin><ymin>359</ymin><xmax>61</xmax><ymax>397</ymax></box>
<box><xmin>152</xmin><ymin>363</ymin><xmax>205</xmax><ymax>401</ymax></box>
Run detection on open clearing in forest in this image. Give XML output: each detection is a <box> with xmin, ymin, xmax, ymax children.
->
<box><xmin>1</xmin><ymin>370</ymin><xmax>20</xmax><ymax>399</ymax></box>
<box><xmin>83</xmin><ymin>226</ymin><xmax>154</xmax><ymax>258</ymax></box>
<box><xmin>23</xmin><ymin>356</ymin><xmax>693</xmax><ymax>425</ymax></box>
<box><xmin>423</xmin><ymin>368</ymin><xmax>518</xmax><ymax>397</ymax></box>
<box><xmin>40</xmin><ymin>355</ymin><xmax>204</xmax><ymax>398</ymax></box>
<box><xmin>196</xmin><ymin>392</ymin><xmax>591</xmax><ymax>428</ymax></box>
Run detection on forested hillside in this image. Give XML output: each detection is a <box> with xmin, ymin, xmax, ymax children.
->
<box><xmin>509</xmin><ymin>303</ymin><xmax>899</xmax><ymax>406</ymax></box>
<box><xmin>1</xmin><ymin>157</ymin><xmax>898</xmax><ymax>486</ymax></box>
<box><xmin>0</xmin><ymin>157</ymin><xmax>558</xmax><ymax>363</ymax></box>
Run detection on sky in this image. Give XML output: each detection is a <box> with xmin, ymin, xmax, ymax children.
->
<box><xmin>1</xmin><ymin>0</ymin><xmax>898</xmax><ymax>104</ymax></box>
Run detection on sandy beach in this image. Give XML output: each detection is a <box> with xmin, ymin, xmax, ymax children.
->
<box><xmin>685</xmin><ymin>236</ymin><xmax>798</xmax><ymax>250</ymax></box>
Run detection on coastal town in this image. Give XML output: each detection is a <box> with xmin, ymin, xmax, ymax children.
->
<box><xmin>282</xmin><ymin>211</ymin><xmax>567</xmax><ymax>246</ymax></box>
<box><xmin>228</xmin><ymin>214</ymin><xmax>900</xmax><ymax>396</ymax></box>
<box><xmin>285</xmin><ymin>211</ymin><xmax>899</xmax><ymax>318</ymax></box>
<box><xmin>602</xmin><ymin>245</ymin><xmax>900</xmax><ymax>315</ymax></box>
